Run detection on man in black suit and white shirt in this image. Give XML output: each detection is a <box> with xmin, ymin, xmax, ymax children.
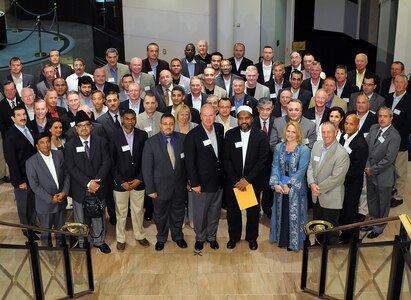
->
<box><xmin>224</xmin><ymin>106</ymin><xmax>269</xmax><ymax>250</ymax></box>
<box><xmin>284</xmin><ymin>51</ymin><xmax>304</xmax><ymax>80</ymax></box>
<box><xmin>164</xmin><ymin>86</ymin><xmax>200</xmax><ymax>124</ymax></box>
<box><xmin>93</xmin><ymin>68</ymin><xmax>120</xmax><ymax>97</ymax></box>
<box><xmin>289</xmin><ymin>70</ymin><xmax>312</xmax><ymax>110</ymax></box>
<box><xmin>184</xmin><ymin>76</ymin><xmax>208</xmax><ymax>112</ymax></box>
<box><xmin>142</xmin><ymin>113</ymin><xmax>188</xmax><ymax>251</ymax></box>
<box><xmin>335</xmin><ymin>65</ymin><xmax>359</xmax><ymax>101</ymax></box>
<box><xmin>142</xmin><ymin>43</ymin><xmax>170</xmax><ymax>85</ymax></box>
<box><xmin>1</xmin><ymin>57</ymin><xmax>36</xmax><ymax>98</ymax></box>
<box><xmin>185</xmin><ymin>104</ymin><xmax>224</xmax><ymax>251</ymax></box>
<box><xmin>180</xmin><ymin>43</ymin><xmax>206</xmax><ymax>79</ymax></box>
<box><xmin>228</xmin><ymin>43</ymin><xmax>254</xmax><ymax>80</ymax></box>
<box><xmin>347</xmin><ymin>53</ymin><xmax>380</xmax><ymax>92</ymax></box>
<box><xmin>255</xmin><ymin>46</ymin><xmax>274</xmax><ymax>84</ymax></box>
<box><xmin>264</xmin><ymin>61</ymin><xmax>291</xmax><ymax>104</ymax></box>
<box><xmin>119</xmin><ymin>82</ymin><xmax>145</xmax><ymax>115</ymax></box>
<box><xmin>39</xmin><ymin>49</ymin><xmax>74</xmax><ymax>81</ymax></box>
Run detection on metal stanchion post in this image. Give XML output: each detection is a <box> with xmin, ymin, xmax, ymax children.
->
<box><xmin>53</xmin><ymin>3</ymin><xmax>64</xmax><ymax>41</ymax></box>
<box><xmin>34</xmin><ymin>16</ymin><xmax>46</xmax><ymax>57</ymax></box>
<box><xmin>11</xmin><ymin>0</ymin><xmax>22</xmax><ymax>32</ymax></box>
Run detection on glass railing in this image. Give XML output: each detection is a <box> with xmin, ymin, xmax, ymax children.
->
<box><xmin>0</xmin><ymin>221</ymin><xmax>94</xmax><ymax>299</ymax></box>
<box><xmin>301</xmin><ymin>215</ymin><xmax>411</xmax><ymax>299</ymax></box>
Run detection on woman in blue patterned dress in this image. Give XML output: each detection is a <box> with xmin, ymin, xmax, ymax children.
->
<box><xmin>269</xmin><ymin>121</ymin><xmax>310</xmax><ymax>251</ymax></box>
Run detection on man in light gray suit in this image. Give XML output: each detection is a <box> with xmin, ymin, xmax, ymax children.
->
<box><xmin>307</xmin><ymin>121</ymin><xmax>350</xmax><ymax>244</ymax></box>
<box><xmin>129</xmin><ymin>57</ymin><xmax>156</xmax><ymax>95</ymax></box>
<box><xmin>26</xmin><ymin>133</ymin><xmax>70</xmax><ymax>247</ymax></box>
<box><xmin>348</xmin><ymin>75</ymin><xmax>385</xmax><ymax>113</ymax></box>
<box><xmin>215</xmin><ymin>60</ymin><xmax>241</xmax><ymax>97</ymax></box>
<box><xmin>136</xmin><ymin>93</ymin><xmax>163</xmax><ymax>138</ymax></box>
<box><xmin>245</xmin><ymin>65</ymin><xmax>270</xmax><ymax>100</ymax></box>
<box><xmin>269</xmin><ymin>99</ymin><xmax>317</xmax><ymax>151</ymax></box>
<box><xmin>102</xmin><ymin>48</ymin><xmax>130</xmax><ymax>89</ymax></box>
<box><xmin>363</xmin><ymin>107</ymin><xmax>400</xmax><ymax>238</ymax></box>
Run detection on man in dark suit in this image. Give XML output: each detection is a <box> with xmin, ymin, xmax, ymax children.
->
<box><xmin>180</xmin><ymin>43</ymin><xmax>206</xmax><ymax>79</ymax></box>
<box><xmin>335</xmin><ymin>65</ymin><xmax>359</xmax><ymax>100</ymax></box>
<box><xmin>364</xmin><ymin>108</ymin><xmax>400</xmax><ymax>238</ymax></box>
<box><xmin>253</xmin><ymin>98</ymin><xmax>274</xmax><ymax>218</ymax></box>
<box><xmin>228</xmin><ymin>43</ymin><xmax>254</xmax><ymax>80</ymax></box>
<box><xmin>164</xmin><ymin>86</ymin><xmax>200</xmax><ymax>124</ymax></box>
<box><xmin>151</xmin><ymin>70</ymin><xmax>174</xmax><ymax>112</ymax></box>
<box><xmin>44</xmin><ymin>89</ymin><xmax>67</xmax><ymax>120</ymax></box>
<box><xmin>230</xmin><ymin>78</ymin><xmax>258</xmax><ymax>117</ymax></box>
<box><xmin>385</xmin><ymin>75</ymin><xmax>411</xmax><ymax>208</ymax></box>
<box><xmin>347</xmin><ymin>53</ymin><xmax>380</xmax><ymax>92</ymax></box>
<box><xmin>215</xmin><ymin>60</ymin><xmax>241</xmax><ymax>97</ymax></box>
<box><xmin>289</xmin><ymin>70</ymin><xmax>312</xmax><ymax>110</ymax></box>
<box><xmin>93</xmin><ymin>68</ymin><xmax>120</xmax><ymax>97</ymax></box>
<box><xmin>39</xmin><ymin>49</ymin><xmax>74</xmax><ymax>82</ymax></box>
<box><xmin>302</xmin><ymin>89</ymin><xmax>330</xmax><ymax>133</ymax></box>
<box><xmin>64</xmin><ymin>111</ymin><xmax>112</xmax><ymax>253</ymax></box>
<box><xmin>4</xmin><ymin>107</ymin><xmax>38</xmax><ymax>240</ymax></box>
<box><xmin>142</xmin><ymin>42</ymin><xmax>170</xmax><ymax>85</ymax></box>
<box><xmin>26</xmin><ymin>133</ymin><xmax>70</xmax><ymax>246</ymax></box>
<box><xmin>255</xmin><ymin>46</ymin><xmax>274</xmax><ymax>84</ymax></box>
<box><xmin>346</xmin><ymin>94</ymin><xmax>378</xmax><ymax>137</ymax></box>
<box><xmin>301</xmin><ymin>62</ymin><xmax>323</xmax><ymax>98</ymax></box>
<box><xmin>195</xmin><ymin>40</ymin><xmax>212</xmax><ymax>65</ymax></box>
<box><xmin>272</xmin><ymin>89</ymin><xmax>292</xmax><ymax>118</ymax></box>
<box><xmin>65</xmin><ymin>105</ymin><xmax>107</xmax><ymax>141</ymax></box>
<box><xmin>185</xmin><ymin>104</ymin><xmax>224</xmax><ymax>251</ymax></box>
<box><xmin>339</xmin><ymin>114</ymin><xmax>368</xmax><ymax>243</ymax></box>
<box><xmin>110</xmin><ymin>109</ymin><xmax>149</xmax><ymax>250</ymax></box>
<box><xmin>0</xmin><ymin>81</ymin><xmax>24</xmax><ymax>138</ymax></box>
<box><xmin>1</xmin><ymin>57</ymin><xmax>37</xmax><ymax>97</ymax></box>
<box><xmin>284</xmin><ymin>51</ymin><xmax>304</xmax><ymax>79</ymax></box>
<box><xmin>380</xmin><ymin>61</ymin><xmax>411</xmax><ymax>99</ymax></box>
<box><xmin>224</xmin><ymin>106</ymin><xmax>269</xmax><ymax>250</ymax></box>
<box><xmin>348</xmin><ymin>75</ymin><xmax>385</xmax><ymax>113</ymax></box>
<box><xmin>142</xmin><ymin>113</ymin><xmax>188</xmax><ymax>251</ymax></box>
<box><xmin>264</xmin><ymin>61</ymin><xmax>291</xmax><ymax>104</ymax></box>
<box><xmin>184</xmin><ymin>76</ymin><xmax>208</xmax><ymax>111</ymax></box>
<box><xmin>119</xmin><ymin>82</ymin><xmax>145</xmax><ymax>115</ymax></box>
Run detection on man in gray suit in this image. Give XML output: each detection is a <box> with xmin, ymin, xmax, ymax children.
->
<box><xmin>216</xmin><ymin>97</ymin><xmax>237</xmax><ymax>135</ymax></box>
<box><xmin>215</xmin><ymin>60</ymin><xmax>241</xmax><ymax>97</ymax></box>
<box><xmin>245</xmin><ymin>65</ymin><xmax>270</xmax><ymax>100</ymax></box>
<box><xmin>269</xmin><ymin>99</ymin><xmax>317</xmax><ymax>151</ymax></box>
<box><xmin>363</xmin><ymin>107</ymin><xmax>400</xmax><ymax>238</ymax></box>
<box><xmin>26</xmin><ymin>133</ymin><xmax>70</xmax><ymax>247</ymax></box>
<box><xmin>307</xmin><ymin>122</ymin><xmax>350</xmax><ymax>244</ymax></box>
<box><xmin>142</xmin><ymin>113</ymin><xmax>188</xmax><ymax>251</ymax></box>
<box><xmin>129</xmin><ymin>57</ymin><xmax>156</xmax><ymax>94</ymax></box>
<box><xmin>102</xmin><ymin>48</ymin><xmax>130</xmax><ymax>89</ymax></box>
<box><xmin>349</xmin><ymin>75</ymin><xmax>385</xmax><ymax>113</ymax></box>
<box><xmin>136</xmin><ymin>93</ymin><xmax>163</xmax><ymax>138</ymax></box>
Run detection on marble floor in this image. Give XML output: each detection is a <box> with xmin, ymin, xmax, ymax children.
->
<box><xmin>0</xmin><ymin>163</ymin><xmax>410</xmax><ymax>299</ymax></box>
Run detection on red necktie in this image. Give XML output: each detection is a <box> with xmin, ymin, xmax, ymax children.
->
<box><xmin>263</xmin><ymin>121</ymin><xmax>268</xmax><ymax>135</ymax></box>
<box><xmin>55</xmin><ymin>67</ymin><xmax>61</xmax><ymax>78</ymax></box>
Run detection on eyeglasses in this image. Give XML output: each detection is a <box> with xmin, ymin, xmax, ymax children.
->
<box><xmin>76</xmin><ymin>123</ymin><xmax>91</xmax><ymax>128</ymax></box>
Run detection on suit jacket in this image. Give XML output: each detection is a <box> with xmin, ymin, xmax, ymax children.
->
<box><xmin>101</xmin><ymin>63</ymin><xmax>130</xmax><ymax>88</ymax></box>
<box><xmin>253</xmin><ymin>116</ymin><xmax>275</xmax><ymax>179</ymax></box>
<box><xmin>180</xmin><ymin>58</ymin><xmax>206</xmax><ymax>78</ymax></box>
<box><xmin>216</xmin><ymin>114</ymin><xmax>238</xmax><ymax>130</ymax></box>
<box><xmin>36</xmin><ymin>80</ymin><xmax>53</xmax><ymax>99</ymax></box>
<box><xmin>264</xmin><ymin>79</ymin><xmax>291</xmax><ymax>102</ymax></box>
<box><xmin>0</xmin><ymin>97</ymin><xmax>24</xmax><ymax>137</ymax></box>
<box><xmin>164</xmin><ymin>105</ymin><xmax>200</xmax><ymax>124</ymax></box>
<box><xmin>151</xmin><ymin>84</ymin><xmax>172</xmax><ymax>112</ymax></box>
<box><xmin>39</xmin><ymin>64</ymin><xmax>74</xmax><ymax>82</ymax></box>
<box><xmin>136</xmin><ymin>111</ymin><xmax>163</xmax><ymax>138</ymax></box>
<box><xmin>96</xmin><ymin>111</ymin><xmax>124</xmax><ymax>138</ymax></box>
<box><xmin>110</xmin><ymin>128</ymin><xmax>148</xmax><ymax>191</ymax></box>
<box><xmin>223</xmin><ymin>126</ymin><xmax>270</xmax><ymax>191</ymax></box>
<box><xmin>3</xmin><ymin>73</ymin><xmax>37</xmax><ymax>97</ymax></box>
<box><xmin>380</xmin><ymin>77</ymin><xmax>392</xmax><ymax>100</ymax></box>
<box><xmin>348</xmin><ymin>91</ymin><xmax>385</xmax><ymax>112</ymax></box>
<box><xmin>184</xmin><ymin>92</ymin><xmax>208</xmax><ymax>110</ymax></box>
<box><xmin>345</xmin><ymin>110</ymin><xmax>377</xmax><ymax>136</ymax></box>
<box><xmin>254</xmin><ymin>61</ymin><xmax>273</xmax><ymax>84</ymax></box>
<box><xmin>64</xmin><ymin>134</ymin><xmax>111</xmax><ymax>202</ymax></box>
<box><xmin>25</xmin><ymin>150</ymin><xmax>70</xmax><ymax>214</ymax></box>
<box><xmin>309</xmin><ymin>94</ymin><xmax>347</xmax><ymax>112</ymax></box>
<box><xmin>385</xmin><ymin>92</ymin><xmax>411</xmax><ymax>151</ymax></box>
<box><xmin>93</xmin><ymin>81</ymin><xmax>120</xmax><ymax>96</ymax></box>
<box><xmin>119</xmin><ymin>99</ymin><xmax>145</xmax><ymax>114</ymax></box>
<box><xmin>284</xmin><ymin>65</ymin><xmax>304</xmax><ymax>80</ymax></box>
<box><xmin>141</xmin><ymin>58</ymin><xmax>170</xmax><ymax>85</ymax></box>
<box><xmin>365</xmin><ymin>124</ymin><xmax>400</xmax><ymax>186</ymax></box>
<box><xmin>228</xmin><ymin>56</ymin><xmax>254</xmax><ymax>79</ymax></box>
<box><xmin>65</xmin><ymin>122</ymin><xmax>106</xmax><ymax>141</ymax></box>
<box><xmin>302</xmin><ymin>107</ymin><xmax>330</xmax><ymax>125</ymax></box>
<box><xmin>245</xmin><ymin>82</ymin><xmax>270</xmax><ymax>100</ymax></box>
<box><xmin>201</xmin><ymin>85</ymin><xmax>228</xmax><ymax>100</ymax></box>
<box><xmin>230</xmin><ymin>94</ymin><xmax>258</xmax><ymax>117</ymax></box>
<box><xmin>174</xmin><ymin>75</ymin><xmax>191</xmax><ymax>94</ymax></box>
<box><xmin>337</xmin><ymin>80</ymin><xmax>359</xmax><ymax>99</ymax></box>
<box><xmin>141</xmin><ymin>132</ymin><xmax>187</xmax><ymax>200</ymax></box>
<box><xmin>215</xmin><ymin>73</ymin><xmax>241</xmax><ymax>97</ymax></box>
<box><xmin>269</xmin><ymin>116</ymin><xmax>317</xmax><ymax>151</ymax></box>
<box><xmin>307</xmin><ymin>140</ymin><xmax>350</xmax><ymax>209</ymax></box>
<box><xmin>46</xmin><ymin>106</ymin><xmax>67</xmax><ymax>121</ymax></box>
<box><xmin>347</xmin><ymin>69</ymin><xmax>380</xmax><ymax>92</ymax></box>
<box><xmin>184</xmin><ymin>123</ymin><xmax>224</xmax><ymax>192</ymax></box>
<box><xmin>301</xmin><ymin>78</ymin><xmax>324</xmax><ymax>95</ymax></box>
<box><xmin>4</xmin><ymin>125</ymin><xmax>37</xmax><ymax>187</ymax></box>
<box><xmin>294</xmin><ymin>88</ymin><xmax>313</xmax><ymax>110</ymax></box>
<box><xmin>132</xmin><ymin>72</ymin><xmax>156</xmax><ymax>93</ymax></box>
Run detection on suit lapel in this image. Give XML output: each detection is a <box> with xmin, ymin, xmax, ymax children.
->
<box><xmin>37</xmin><ymin>153</ymin><xmax>59</xmax><ymax>189</ymax></box>
<box><xmin>317</xmin><ymin>142</ymin><xmax>337</xmax><ymax>176</ymax></box>
<box><xmin>199</xmin><ymin>125</ymin><xmax>218</xmax><ymax>159</ymax></box>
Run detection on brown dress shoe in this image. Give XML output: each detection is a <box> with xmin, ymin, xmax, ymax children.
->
<box><xmin>137</xmin><ymin>238</ymin><xmax>150</xmax><ymax>248</ymax></box>
<box><xmin>116</xmin><ymin>242</ymin><xmax>126</xmax><ymax>251</ymax></box>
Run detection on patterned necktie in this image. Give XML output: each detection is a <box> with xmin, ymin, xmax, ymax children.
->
<box><xmin>11</xmin><ymin>101</ymin><xmax>16</xmax><ymax>109</ymax></box>
<box><xmin>167</xmin><ymin>137</ymin><xmax>175</xmax><ymax>170</ymax></box>
<box><xmin>84</xmin><ymin>141</ymin><xmax>90</xmax><ymax>159</ymax></box>
<box><xmin>374</xmin><ymin>129</ymin><xmax>382</xmax><ymax>145</ymax></box>
<box><xmin>164</xmin><ymin>89</ymin><xmax>170</xmax><ymax>106</ymax></box>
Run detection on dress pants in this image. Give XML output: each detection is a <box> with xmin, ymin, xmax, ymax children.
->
<box><xmin>38</xmin><ymin>210</ymin><xmax>65</xmax><ymax>247</ymax></box>
<box><xmin>358</xmin><ymin>174</ymin><xmax>369</xmax><ymax>216</ymax></box>
<box><xmin>153</xmin><ymin>192</ymin><xmax>185</xmax><ymax>243</ymax></box>
<box><xmin>113</xmin><ymin>189</ymin><xmax>146</xmax><ymax>243</ymax></box>
<box><xmin>14</xmin><ymin>187</ymin><xmax>36</xmax><ymax>226</ymax></box>
<box><xmin>366</xmin><ymin>178</ymin><xmax>391</xmax><ymax>234</ymax></box>
<box><xmin>192</xmin><ymin>189</ymin><xmax>223</xmax><ymax>242</ymax></box>
<box><xmin>393</xmin><ymin>150</ymin><xmax>408</xmax><ymax>201</ymax></box>
<box><xmin>313</xmin><ymin>200</ymin><xmax>340</xmax><ymax>245</ymax></box>
<box><xmin>73</xmin><ymin>199</ymin><xmax>106</xmax><ymax>246</ymax></box>
<box><xmin>0</xmin><ymin>135</ymin><xmax>8</xmax><ymax>178</ymax></box>
<box><xmin>226</xmin><ymin>187</ymin><xmax>261</xmax><ymax>242</ymax></box>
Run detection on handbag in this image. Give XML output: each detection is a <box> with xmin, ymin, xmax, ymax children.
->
<box><xmin>82</xmin><ymin>192</ymin><xmax>103</xmax><ymax>219</ymax></box>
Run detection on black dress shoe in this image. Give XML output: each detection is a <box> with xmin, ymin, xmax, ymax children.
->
<box><xmin>195</xmin><ymin>241</ymin><xmax>204</xmax><ymax>251</ymax></box>
<box><xmin>226</xmin><ymin>240</ymin><xmax>236</xmax><ymax>249</ymax></box>
<box><xmin>358</xmin><ymin>214</ymin><xmax>366</xmax><ymax>222</ymax></box>
<box><xmin>94</xmin><ymin>243</ymin><xmax>111</xmax><ymax>254</ymax></box>
<box><xmin>109</xmin><ymin>215</ymin><xmax>117</xmax><ymax>225</ymax></box>
<box><xmin>1</xmin><ymin>176</ymin><xmax>10</xmax><ymax>183</ymax></box>
<box><xmin>144</xmin><ymin>211</ymin><xmax>153</xmax><ymax>221</ymax></box>
<box><xmin>360</xmin><ymin>226</ymin><xmax>373</xmax><ymax>232</ymax></box>
<box><xmin>391</xmin><ymin>198</ymin><xmax>403</xmax><ymax>208</ymax></box>
<box><xmin>207</xmin><ymin>240</ymin><xmax>219</xmax><ymax>250</ymax></box>
<box><xmin>155</xmin><ymin>241</ymin><xmax>165</xmax><ymax>251</ymax></box>
<box><xmin>248</xmin><ymin>240</ymin><xmax>258</xmax><ymax>250</ymax></box>
<box><xmin>23</xmin><ymin>231</ymin><xmax>40</xmax><ymax>240</ymax></box>
<box><xmin>367</xmin><ymin>231</ymin><xmax>381</xmax><ymax>239</ymax></box>
<box><xmin>174</xmin><ymin>239</ymin><xmax>188</xmax><ymax>248</ymax></box>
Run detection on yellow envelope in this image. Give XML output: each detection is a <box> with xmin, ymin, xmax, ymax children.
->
<box><xmin>233</xmin><ymin>184</ymin><xmax>258</xmax><ymax>210</ymax></box>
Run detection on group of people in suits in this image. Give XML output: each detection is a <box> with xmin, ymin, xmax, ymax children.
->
<box><xmin>0</xmin><ymin>40</ymin><xmax>410</xmax><ymax>253</ymax></box>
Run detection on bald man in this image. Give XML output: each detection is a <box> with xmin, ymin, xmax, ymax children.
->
<box><xmin>347</xmin><ymin>53</ymin><xmax>380</xmax><ymax>92</ymax></box>
<box><xmin>151</xmin><ymin>69</ymin><xmax>174</xmax><ymax>112</ymax></box>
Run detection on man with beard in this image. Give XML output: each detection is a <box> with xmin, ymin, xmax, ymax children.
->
<box><xmin>180</xmin><ymin>43</ymin><xmax>205</xmax><ymax>79</ymax></box>
<box><xmin>37</xmin><ymin>64</ymin><xmax>56</xmax><ymax>99</ymax></box>
<box><xmin>78</xmin><ymin>76</ymin><xmax>94</xmax><ymax>108</ymax></box>
<box><xmin>66</xmin><ymin>58</ymin><xmax>93</xmax><ymax>92</ymax></box>
<box><xmin>215</xmin><ymin>59</ymin><xmax>241</xmax><ymax>97</ymax></box>
<box><xmin>224</xmin><ymin>106</ymin><xmax>269</xmax><ymax>250</ymax></box>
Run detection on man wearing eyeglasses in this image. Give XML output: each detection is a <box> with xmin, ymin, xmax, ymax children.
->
<box><xmin>348</xmin><ymin>75</ymin><xmax>386</xmax><ymax>113</ymax></box>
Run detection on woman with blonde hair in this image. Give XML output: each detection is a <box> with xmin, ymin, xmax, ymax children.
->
<box><xmin>174</xmin><ymin>104</ymin><xmax>197</xmax><ymax>135</ymax></box>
